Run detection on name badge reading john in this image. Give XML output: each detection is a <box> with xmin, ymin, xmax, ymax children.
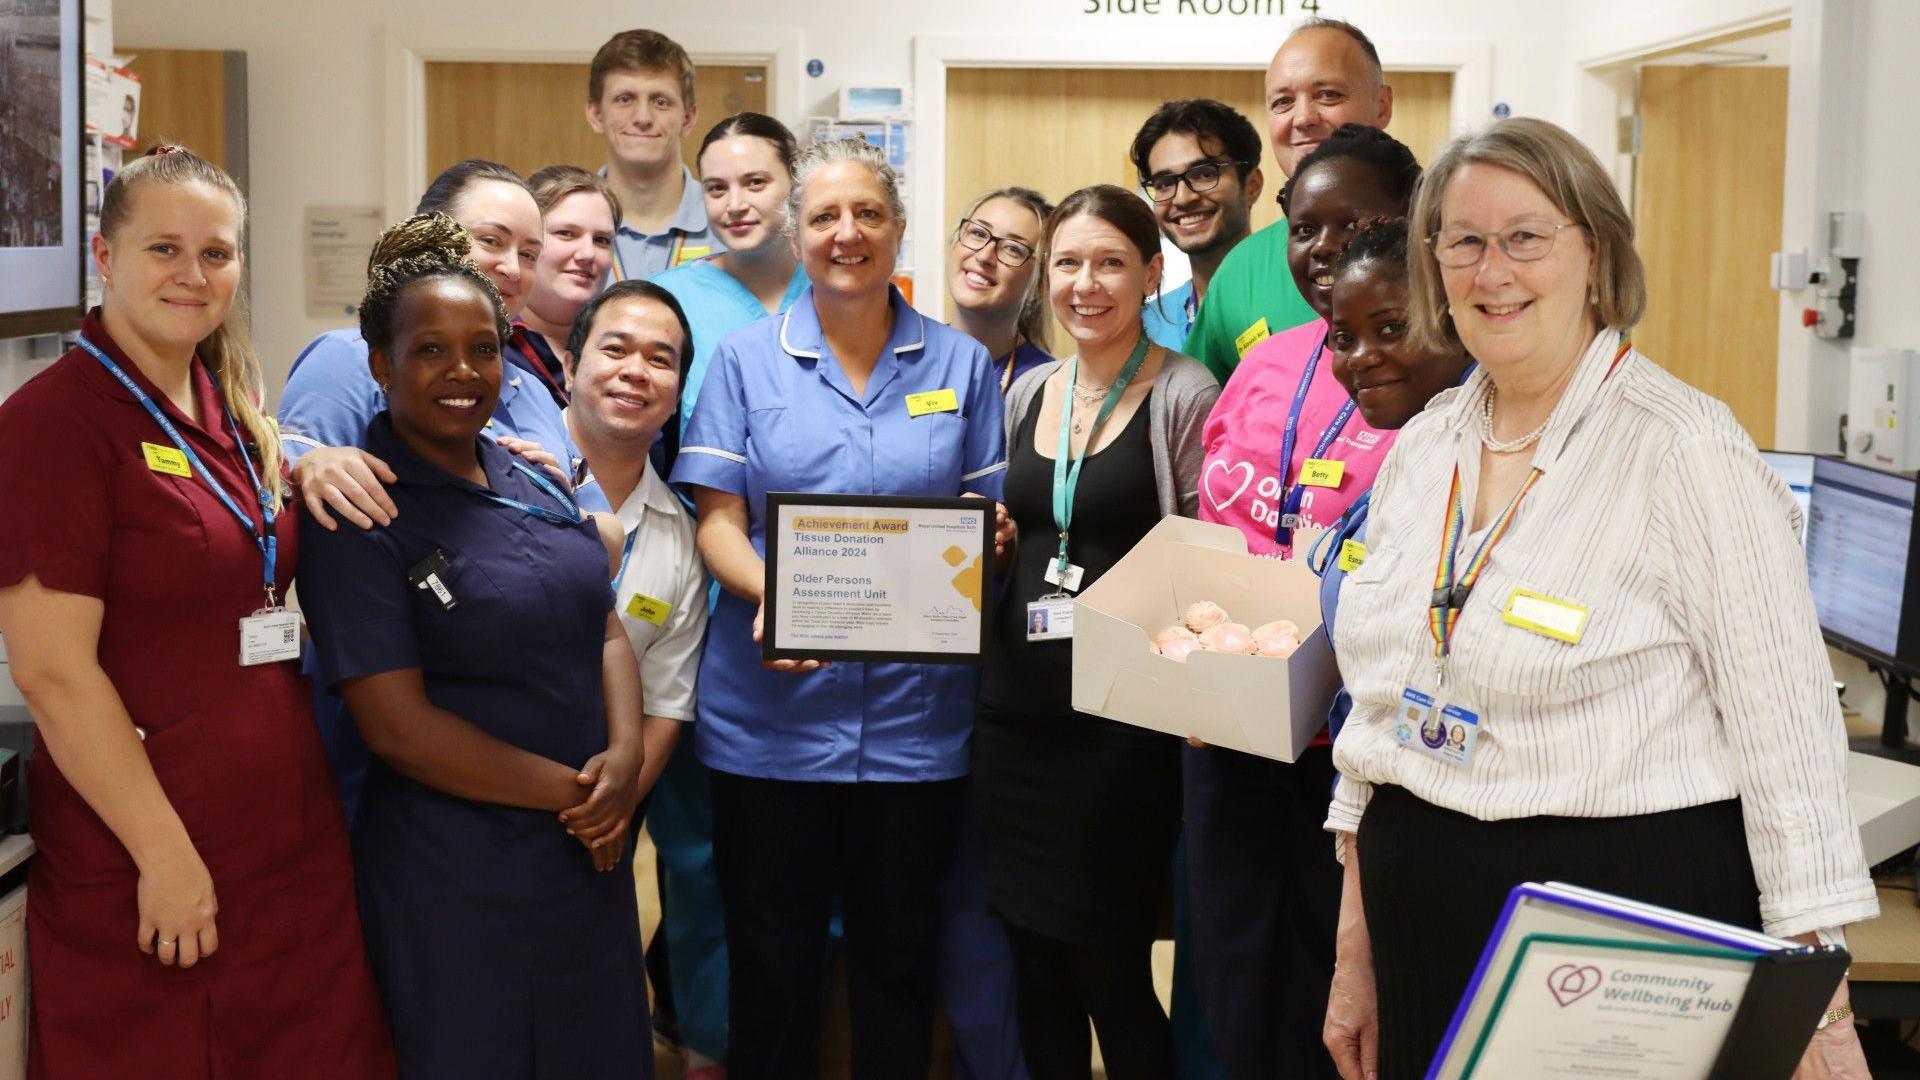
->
<box><xmin>625</xmin><ymin>592</ymin><xmax>672</xmax><ymax>626</ymax></box>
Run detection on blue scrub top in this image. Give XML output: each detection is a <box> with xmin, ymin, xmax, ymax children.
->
<box><xmin>651</xmin><ymin>257</ymin><xmax>810</xmax><ymax>438</ymax></box>
<box><xmin>608</xmin><ymin>165</ymin><xmax>718</xmax><ymax>282</ymax></box>
<box><xmin>1143</xmin><ymin>280</ymin><xmax>1197</xmax><ymax>352</ymax></box>
<box><xmin>1313</xmin><ymin>492</ymin><xmax>1370</xmax><ymax>744</ymax></box>
<box><xmin>277</xmin><ymin>327</ymin><xmax>605</xmax><ymax>513</ymax></box>
<box><xmin>670</xmin><ymin>285</ymin><xmax>1008</xmax><ymax>783</ymax></box>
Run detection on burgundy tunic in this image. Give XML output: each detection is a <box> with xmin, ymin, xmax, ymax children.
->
<box><xmin>0</xmin><ymin>311</ymin><xmax>394</xmax><ymax>1078</ymax></box>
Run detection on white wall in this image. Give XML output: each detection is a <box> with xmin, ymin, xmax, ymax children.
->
<box><xmin>112</xmin><ymin>0</ymin><xmax>1572</xmax><ymax>398</ymax></box>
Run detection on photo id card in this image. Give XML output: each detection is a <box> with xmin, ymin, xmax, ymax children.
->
<box><xmin>1394</xmin><ymin>687</ymin><xmax>1479</xmax><ymax>768</ymax></box>
<box><xmin>1026</xmin><ymin>597</ymin><xmax>1074</xmax><ymax>641</ymax></box>
<box><xmin>240</xmin><ymin>608</ymin><xmax>303</xmax><ymax>666</ymax></box>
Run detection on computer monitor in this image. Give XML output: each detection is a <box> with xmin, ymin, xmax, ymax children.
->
<box><xmin>1759</xmin><ymin>450</ymin><xmax>1816</xmax><ymax>544</ymax></box>
<box><xmin>1805</xmin><ymin>456</ymin><xmax>1920</xmax><ymax>673</ymax></box>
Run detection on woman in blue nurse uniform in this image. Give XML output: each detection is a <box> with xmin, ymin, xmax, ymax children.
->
<box><xmin>671</xmin><ymin>137</ymin><xmax>1008</xmax><ymax>1080</ymax></box>
<box><xmin>652</xmin><ymin>113</ymin><xmax>809</xmax><ymax>435</ymax></box>
<box><xmin>298</xmin><ymin>214</ymin><xmax>651</xmax><ymax>1079</ymax></box>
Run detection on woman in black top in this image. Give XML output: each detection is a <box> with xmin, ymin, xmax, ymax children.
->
<box><xmin>975</xmin><ymin>185</ymin><xmax>1220</xmax><ymax>1079</ymax></box>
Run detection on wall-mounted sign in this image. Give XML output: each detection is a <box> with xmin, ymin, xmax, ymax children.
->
<box><xmin>304</xmin><ymin>205</ymin><xmax>383</xmax><ymax>318</ymax></box>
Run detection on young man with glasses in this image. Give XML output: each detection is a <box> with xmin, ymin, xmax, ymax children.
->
<box><xmin>1182</xmin><ymin>17</ymin><xmax>1393</xmax><ymax>383</ymax></box>
<box><xmin>1130</xmin><ymin>99</ymin><xmax>1266</xmax><ymax>352</ymax></box>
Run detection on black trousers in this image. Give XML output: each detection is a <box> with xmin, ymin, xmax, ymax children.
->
<box><xmin>1181</xmin><ymin>743</ymin><xmax>1343</xmax><ymax>1080</ymax></box>
<box><xmin>1357</xmin><ymin>785</ymin><xmax>1763</xmax><ymax>1080</ymax></box>
<box><xmin>709</xmin><ymin>769</ymin><xmax>964</xmax><ymax>1080</ymax></box>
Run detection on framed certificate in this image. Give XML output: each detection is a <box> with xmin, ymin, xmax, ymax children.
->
<box><xmin>763</xmin><ymin>492</ymin><xmax>993</xmax><ymax>664</ymax></box>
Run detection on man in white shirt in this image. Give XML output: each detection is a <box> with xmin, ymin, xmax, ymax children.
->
<box><xmin>587</xmin><ymin>29</ymin><xmax>718</xmax><ymax>281</ymax></box>
<box><xmin>566</xmin><ymin>279</ymin><xmax>723</xmax><ymax>1078</ymax></box>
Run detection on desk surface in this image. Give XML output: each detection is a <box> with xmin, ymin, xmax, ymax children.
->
<box><xmin>1852</xmin><ymin>885</ymin><xmax>1920</xmax><ymax>983</ymax></box>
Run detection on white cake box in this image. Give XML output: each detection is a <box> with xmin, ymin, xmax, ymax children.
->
<box><xmin>1849</xmin><ymin>751</ymin><xmax>1920</xmax><ymax>867</ymax></box>
<box><xmin>1071</xmin><ymin>517</ymin><xmax>1342</xmax><ymax>762</ymax></box>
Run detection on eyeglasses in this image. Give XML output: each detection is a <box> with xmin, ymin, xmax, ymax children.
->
<box><xmin>1429</xmin><ymin>220</ymin><xmax>1581</xmax><ymax>268</ymax></box>
<box><xmin>955</xmin><ymin>219</ymin><xmax>1036</xmax><ymax>268</ymax></box>
<box><xmin>1142</xmin><ymin>160</ymin><xmax>1247</xmax><ymax>203</ymax></box>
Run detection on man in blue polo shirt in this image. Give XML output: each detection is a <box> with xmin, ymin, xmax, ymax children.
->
<box><xmin>1131</xmin><ymin>99</ymin><xmax>1266</xmax><ymax>354</ymax></box>
<box><xmin>587</xmin><ymin>29</ymin><xmax>718</xmax><ymax>281</ymax></box>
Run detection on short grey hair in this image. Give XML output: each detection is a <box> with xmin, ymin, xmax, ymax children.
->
<box><xmin>784</xmin><ymin>137</ymin><xmax>907</xmax><ymax>237</ymax></box>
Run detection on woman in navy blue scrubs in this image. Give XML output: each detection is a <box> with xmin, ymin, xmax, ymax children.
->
<box><xmin>298</xmin><ymin>214</ymin><xmax>651</xmax><ymax>1080</ymax></box>
<box><xmin>671</xmin><ymin>137</ymin><xmax>1008</xmax><ymax>1079</ymax></box>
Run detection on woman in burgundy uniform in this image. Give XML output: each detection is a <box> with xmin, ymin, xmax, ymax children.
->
<box><xmin>0</xmin><ymin>147</ymin><xmax>394</xmax><ymax>1078</ymax></box>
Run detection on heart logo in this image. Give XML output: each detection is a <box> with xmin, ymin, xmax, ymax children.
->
<box><xmin>1204</xmin><ymin>459</ymin><xmax>1256</xmax><ymax>511</ymax></box>
<box><xmin>1546</xmin><ymin>964</ymin><xmax>1603</xmax><ymax>1007</ymax></box>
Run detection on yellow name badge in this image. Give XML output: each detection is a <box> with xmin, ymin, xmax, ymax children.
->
<box><xmin>624</xmin><ymin>592</ymin><xmax>672</xmax><ymax>626</ymax></box>
<box><xmin>1502</xmin><ymin>588</ymin><xmax>1589</xmax><ymax>644</ymax></box>
<box><xmin>906</xmin><ymin>388</ymin><xmax>960</xmax><ymax>417</ymax></box>
<box><xmin>1337</xmin><ymin>539</ymin><xmax>1367</xmax><ymax>572</ymax></box>
<box><xmin>1300</xmin><ymin>458</ymin><xmax>1345</xmax><ymax>488</ymax></box>
<box><xmin>674</xmin><ymin>245</ymin><xmax>712</xmax><ymax>266</ymax></box>
<box><xmin>141</xmin><ymin>442</ymin><xmax>191</xmax><ymax>477</ymax></box>
<box><xmin>1234</xmin><ymin>317</ymin><xmax>1272</xmax><ymax>359</ymax></box>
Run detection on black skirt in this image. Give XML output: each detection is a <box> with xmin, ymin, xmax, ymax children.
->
<box><xmin>973</xmin><ymin>703</ymin><xmax>1181</xmax><ymax>945</ymax></box>
<box><xmin>1356</xmin><ymin>785</ymin><xmax>1763</xmax><ymax>1080</ymax></box>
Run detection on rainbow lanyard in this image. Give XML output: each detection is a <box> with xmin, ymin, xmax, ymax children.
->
<box><xmin>1425</xmin><ymin>340</ymin><xmax>1631</xmax><ymax>677</ymax></box>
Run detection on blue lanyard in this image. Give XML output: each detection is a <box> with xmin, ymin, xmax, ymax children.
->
<box><xmin>476</xmin><ymin>461</ymin><xmax>584</xmax><ymax>527</ymax></box>
<box><xmin>1273</xmin><ymin>335</ymin><xmax>1355</xmax><ymax>548</ymax></box>
<box><xmin>79</xmin><ymin>335</ymin><xmax>280</xmax><ymax>606</ymax></box>
<box><xmin>613</xmin><ymin>520</ymin><xmax>639</xmax><ymax>599</ymax></box>
<box><xmin>1051</xmin><ymin>336</ymin><xmax>1153</xmax><ymax>578</ymax></box>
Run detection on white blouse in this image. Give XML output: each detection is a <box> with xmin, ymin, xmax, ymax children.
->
<box><xmin>1326</xmin><ymin>329</ymin><xmax>1878</xmax><ymax>937</ymax></box>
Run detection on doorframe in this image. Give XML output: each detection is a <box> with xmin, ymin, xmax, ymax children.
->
<box><xmin>910</xmin><ymin>33</ymin><xmax>1492</xmax><ymax>308</ymax></box>
<box><xmin>381</xmin><ymin>22</ymin><xmax>805</xmax><ymax>224</ymax></box>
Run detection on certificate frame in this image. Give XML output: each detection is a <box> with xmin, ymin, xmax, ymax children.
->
<box><xmin>762</xmin><ymin>491</ymin><xmax>994</xmax><ymax>665</ymax></box>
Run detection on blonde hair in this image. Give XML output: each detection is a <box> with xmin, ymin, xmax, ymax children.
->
<box><xmin>357</xmin><ymin>213</ymin><xmax>511</xmax><ymax>351</ymax></box>
<box><xmin>954</xmin><ymin>186</ymin><xmax>1053</xmax><ymax>352</ymax></box>
<box><xmin>1408</xmin><ymin>117</ymin><xmax>1646</xmax><ymax>355</ymax></box>
<box><xmin>529</xmin><ymin>164</ymin><xmax>623</xmax><ymax>228</ymax></box>
<box><xmin>99</xmin><ymin>146</ymin><xmax>283</xmax><ymax>508</ymax></box>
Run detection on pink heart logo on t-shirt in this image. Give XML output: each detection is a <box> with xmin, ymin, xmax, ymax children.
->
<box><xmin>1204</xmin><ymin>459</ymin><xmax>1256</xmax><ymax>511</ymax></box>
<box><xmin>1546</xmin><ymin>964</ymin><xmax>1603</xmax><ymax>1007</ymax></box>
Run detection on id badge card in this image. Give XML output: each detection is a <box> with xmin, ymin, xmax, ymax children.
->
<box><xmin>240</xmin><ymin>607</ymin><xmax>303</xmax><ymax>666</ymax></box>
<box><xmin>1042</xmin><ymin>560</ymin><xmax>1084</xmax><ymax>593</ymax></box>
<box><xmin>1394</xmin><ymin>687</ymin><xmax>1480</xmax><ymax>768</ymax></box>
<box><xmin>1026</xmin><ymin>596</ymin><xmax>1074</xmax><ymax>641</ymax></box>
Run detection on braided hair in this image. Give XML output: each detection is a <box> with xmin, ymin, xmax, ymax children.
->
<box><xmin>1278</xmin><ymin>123</ymin><xmax>1422</xmax><ymax>216</ymax></box>
<box><xmin>357</xmin><ymin>212</ymin><xmax>511</xmax><ymax>352</ymax></box>
<box><xmin>1335</xmin><ymin>215</ymin><xmax>1411</xmax><ymax>279</ymax></box>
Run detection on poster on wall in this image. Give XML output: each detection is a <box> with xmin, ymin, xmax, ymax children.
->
<box><xmin>83</xmin><ymin>53</ymin><xmax>140</xmax><ymax>149</ymax></box>
<box><xmin>0</xmin><ymin>0</ymin><xmax>85</xmax><ymax>336</ymax></box>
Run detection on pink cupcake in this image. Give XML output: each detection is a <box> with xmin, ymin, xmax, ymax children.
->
<box><xmin>1152</xmin><ymin>624</ymin><xmax>1199</xmax><ymax>650</ymax></box>
<box><xmin>1158</xmin><ymin>638</ymin><xmax>1202</xmax><ymax>663</ymax></box>
<box><xmin>1198</xmin><ymin>622</ymin><xmax>1255</xmax><ymax>655</ymax></box>
<box><xmin>1183</xmin><ymin>600</ymin><xmax>1229</xmax><ymax>633</ymax></box>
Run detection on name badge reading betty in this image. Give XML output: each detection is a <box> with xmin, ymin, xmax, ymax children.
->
<box><xmin>624</xmin><ymin>592</ymin><xmax>672</xmax><ymax>626</ymax></box>
<box><xmin>240</xmin><ymin>609</ymin><xmax>302</xmax><ymax>666</ymax></box>
<box><xmin>1300</xmin><ymin>458</ymin><xmax>1346</xmax><ymax>488</ymax></box>
<box><xmin>906</xmin><ymin>388</ymin><xmax>961</xmax><ymax>417</ymax></box>
<box><xmin>1234</xmin><ymin>318</ymin><xmax>1272</xmax><ymax>359</ymax></box>
<box><xmin>142</xmin><ymin>442</ymin><xmax>192</xmax><ymax>477</ymax></box>
<box><xmin>1502</xmin><ymin>588</ymin><xmax>1589</xmax><ymax>644</ymax></box>
<box><xmin>1026</xmin><ymin>596</ymin><xmax>1074</xmax><ymax>641</ymax></box>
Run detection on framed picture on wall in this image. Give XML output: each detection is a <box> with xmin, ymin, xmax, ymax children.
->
<box><xmin>0</xmin><ymin>0</ymin><xmax>85</xmax><ymax>338</ymax></box>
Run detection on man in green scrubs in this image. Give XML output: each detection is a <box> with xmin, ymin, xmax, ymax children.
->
<box><xmin>1184</xmin><ymin>17</ymin><xmax>1395</xmax><ymax>383</ymax></box>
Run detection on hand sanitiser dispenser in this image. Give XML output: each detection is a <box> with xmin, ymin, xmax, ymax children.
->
<box><xmin>1846</xmin><ymin>348</ymin><xmax>1920</xmax><ymax>472</ymax></box>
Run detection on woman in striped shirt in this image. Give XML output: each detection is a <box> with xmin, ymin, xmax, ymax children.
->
<box><xmin>1320</xmin><ymin>117</ymin><xmax>1875</xmax><ymax>1079</ymax></box>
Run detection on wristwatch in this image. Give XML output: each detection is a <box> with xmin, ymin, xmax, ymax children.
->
<box><xmin>1816</xmin><ymin>1003</ymin><xmax>1854</xmax><ymax>1032</ymax></box>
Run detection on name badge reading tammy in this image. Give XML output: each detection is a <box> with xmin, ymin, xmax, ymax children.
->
<box><xmin>240</xmin><ymin>609</ymin><xmax>302</xmax><ymax>666</ymax></box>
<box><xmin>1502</xmin><ymin>588</ymin><xmax>1589</xmax><ymax>644</ymax></box>
<box><xmin>142</xmin><ymin>442</ymin><xmax>192</xmax><ymax>477</ymax></box>
<box><xmin>906</xmin><ymin>388</ymin><xmax>960</xmax><ymax>417</ymax></box>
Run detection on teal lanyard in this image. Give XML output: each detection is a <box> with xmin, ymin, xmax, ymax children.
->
<box><xmin>1050</xmin><ymin>336</ymin><xmax>1152</xmax><ymax>580</ymax></box>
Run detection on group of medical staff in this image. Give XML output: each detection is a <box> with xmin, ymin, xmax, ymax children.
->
<box><xmin>0</xmin><ymin>13</ymin><xmax>1882</xmax><ymax>1080</ymax></box>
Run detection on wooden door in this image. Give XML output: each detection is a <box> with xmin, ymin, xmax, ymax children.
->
<box><xmin>425</xmin><ymin>61</ymin><xmax>768</xmax><ymax>182</ymax></box>
<box><xmin>1634</xmin><ymin>65</ymin><xmax>1788</xmax><ymax>442</ymax></box>
<box><xmin>121</xmin><ymin>47</ymin><xmax>233</xmax><ymax>174</ymax></box>
<box><xmin>943</xmin><ymin>66</ymin><xmax>1452</xmax><ymax>327</ymax></box>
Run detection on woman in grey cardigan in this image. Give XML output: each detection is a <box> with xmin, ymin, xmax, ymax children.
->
<box><xmin>973</xmin><ymin>184</ymin><xmax>1219</xmax><ymax>1078</ymax></box>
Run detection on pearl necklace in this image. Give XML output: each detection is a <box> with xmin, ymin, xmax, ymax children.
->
<box><xmin>1479</xmin><ymin>387</ymin><xmax>1549</xmax><ymax>454</ymax></box>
